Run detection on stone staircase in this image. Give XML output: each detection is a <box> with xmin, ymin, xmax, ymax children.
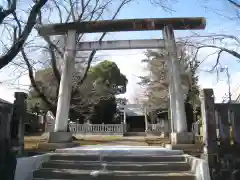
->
<box><xmin>145</xmin><ymin>137</ymin><xmax>170</xmax><ymax>146</ymax></box>
<box><xmin>145</xmin><ymin>137</ymin><xmax>203</xmax><ymax>157</ymax></box>
<box><xmin>32</xmin><ymin>146</ymin><xmax>197</xmax><ymax>180</ymax></box>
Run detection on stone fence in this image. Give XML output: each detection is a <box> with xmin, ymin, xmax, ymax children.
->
<box><xmin>69</xmin><ymin>123</ymin><xmax>125</xmax><ymax>135</ymax></box>
<box><xmin>147</xmin><ymin>123</ymin><xmax>169</xmax><ymax>133</ymax></box>
<box><xmin>46</xmin><ymin>121</ymin><xmax>170</xmax><ymax>136</ymax></box>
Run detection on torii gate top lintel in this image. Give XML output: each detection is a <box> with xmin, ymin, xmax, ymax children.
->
<box><xmin>37</xmin><ymin>17</ymin><xmax>206</xmax><ymax>36</ymax></box>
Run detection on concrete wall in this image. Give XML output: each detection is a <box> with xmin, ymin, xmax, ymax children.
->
<box><xmin>14</xmin><ymin>154</ymin><xmax>51</xmax><ymax>180</ymax></box>
<box><xmin>185</xmin><ymin>155</ymin><xmax>210</xmax><ymax>180</ymax></box>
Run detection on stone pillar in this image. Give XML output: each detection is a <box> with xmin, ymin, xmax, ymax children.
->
<box><xmin>144</xmin><ymin>107</ymin><xmax>148</xmax><ymax>133</ymax></box>
<box><xmin>200</xmin><ymin>89</ymin><xmax>218</xmax><ymax>164</ymax></box>
<box><xmin>123</xmin><ymin>109</ymin><xmax>127</xmax><ymax>133</ymax></box>
<box><xmin>163</xmin><ymin>25</ymin><xmax>192</xmax><ymax>144</ymax></box>
<box><xmin>230</xmin><ymin>104</ymin><xmax>240</xmax><ymax>144</ymax></box>
<box><xmin>166</xmin><ymin>53</ymin><xmax>176</xmax><ymax>133</ymax></box>
<box><xmin>54</xmin><ymin>30</ymin><xmax>76</xmax><ymax>132</ymax></box>
<box><xmin>215</xmin><ymin>104</ymin><xmax>231</xmax><ymax>150</ymax></box>
<box><xmin>0</xmin><ymin>105</ymin><xmax>12</xmax><ymax>142</ymax></box>
<box><xmin>11</xmin><ymin>92</ymin><xmax>27</xmax><ymax>155</ymax></box>
<box><xmin>163</xmin><ymin>25</ymin><xmax>187</xmax><ymax>133</ymax></box>
<box><xmin>150</xmin><ymin>110</ymin><xmax>154</xmax><ymax>124</ymax></box>
<box><xmin>49</xmin><ymin>30</ymin><xmax>76</xmax><ymax>143</ymax></box>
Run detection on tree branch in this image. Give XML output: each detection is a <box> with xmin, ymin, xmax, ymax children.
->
<box><xmin>228</xmin><ymin>0</ymin><xmax>240</xmax><ymax>8</ymax></box>
<box><xmin>194</xmin><ymin>44</ymin><xmax>240</xmax><ymax>60</ymax></box>
<box><xmin>0</xmin><ymin>0</ymin><xmax>17</xmax><ymax>24</ymax></box>
<box><xmin>38</xmin><ymin>9</ymin><xmax>62</xmax><ymax>86</ymax></box>
<box><xmin>75</xmin><ymin>0</ymin><xmax>132</xmax><ymax>87</ymax></box>
<box><xmin>21</xmin><ymin>48</ymin><xmax>56</xmax><ymax>113</ymax></box>
<box><xmin>0</xmin><ymin>0</ymin><xmax>48</xmax><ymax>69</ymax></box>
<box><xmin>48</xmin><ymin>44</ymin><xmax>61</xmax><ymax>83</ymax></box>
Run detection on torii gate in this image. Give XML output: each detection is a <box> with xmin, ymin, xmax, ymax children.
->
<box><xmin>37</xmin><ymin>17</ymin><xmax>206</xmax><ymax>144</ymax></box>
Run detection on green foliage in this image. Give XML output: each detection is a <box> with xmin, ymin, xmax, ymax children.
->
<box><xmin>27</xmin><ymin>60</ymin><xmax>127</xmax><ymax>124</ymax></box>
<box><xmin>91</xmin><ymin>96</ymin><xmax>117</xmax><ymax>124</ymax></box>
<box><xmin>139</xmin><ymin>47</ymin><xmax>201</xmax><ymax>131</ymax></box>
<box><xmin>89</xmin><ymin>60</ymin><xmax>128</xmax><ymax>94</ymax></box>
<box><xmin>27</xmin><ymin>68</ymin><xmax>58</xmax><ymax>114</ymax></box>
<box><xmin>27</xmin><ymin>96</ymin><xmax>47</xmax><ymax>114</ymax></box>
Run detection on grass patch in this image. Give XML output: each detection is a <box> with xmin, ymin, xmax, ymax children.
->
<box><xmin>24</xmin><ymin>134</ymin><xmax>165</xmax><ymax>153</ymax></box>
<box><xmin>24</xmin><ymin>139</ymin><xmax>109</xmax><ymax>150</ymax></box>
<box><xmin>24</xmin><ymin>135</ymin><xmax>123</xmax><ymax>151</ymax></box>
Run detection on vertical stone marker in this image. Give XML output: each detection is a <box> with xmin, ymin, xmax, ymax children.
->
<box><xmin>200</xmin><ymin>89</ymin><xmax>218</xmax><ymax>166</ymax></box>
<box><xmin>215</xmin><ymin>104</ymin><xmax>231</xmax><ymax>150</ymax></box>
<box><xmin>10</xmin><ymin>92</ymin><xmax>27</xmax><ymax>155</ymax></box>
<box><xmin>231</xmin><ymin>105</ymin><xmax>240</xmax><ymax>145</ymax></box>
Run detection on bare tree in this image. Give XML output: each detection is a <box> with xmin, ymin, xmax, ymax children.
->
<box><xmin>0</xmin><ymin>0</ymin><xmax>48</xmax><ymax>69</ymax></box>
<box><xmin>139</xmin><ymin>45</ymin><xmax>199</xmax><ymax>110</ymax></box>
<box><xmin>186</xmin><ymin>0</ymin><xmax>240</xmax><ymax>72</ymax></box>
<box><xmin>227</xmin><ymin>0</ymin><xmax>240</xmax><ymax>8</ymax></box>
<box><xmin>19</xmin><ymin>0</ymin><xmax>134</xmax><ymax>115</ymax></box>
<box><xmin>17</xmin><ymin>0</ymin><xmax>177</xmax><ymax>118</ymax></box>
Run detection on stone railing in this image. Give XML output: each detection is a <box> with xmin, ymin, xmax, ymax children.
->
<box><xmin>69</xmin><ymin>123</ymin><xmax>124</xmax><ymax>135</ymax></box>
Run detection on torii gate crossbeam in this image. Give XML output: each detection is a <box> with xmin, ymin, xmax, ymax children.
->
<box><xmin>77</xmin><ymin>39</ymin><xmax>165</xmax><ymax>51</ymax></box>
<box><xmin>37</xmin><ymin>17</ymin><xmax>206</xmax><ymax>145</ymax></box>
<box><xmin>37</xmin><ymin>17</ymin><xmax>205</xmax><ymax>35</ymax></box>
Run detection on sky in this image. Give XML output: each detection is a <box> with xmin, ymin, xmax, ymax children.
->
<box><xmin>0</xmin><ymin>0</ymin><xmax>240</xmax><ymax>103</ymax></box>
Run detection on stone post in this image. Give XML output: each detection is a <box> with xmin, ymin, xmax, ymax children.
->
<box><xmin>231</xmin><ymin>104</ymin><xmax>240</xmax><ymax>145</ymax></box>
<box><xmin>49</xmin><ymin>30</ymin><xmax>76</xmax><ymax>143</ymax></box>
<box><xmin>0</xmin><ymin>94</ymin><xmax>25</xmax><ymax>179</ymax></box>
<box><xmin>144</xmin><ymin>107</ymin><xmax>148</xmax><ymax>133</ymax></box>
<box><xmin>0</xmin><ymin>103</ymin><xmax>13</xmax><ymax>178</ymax></box>
<box><xmin>215</xmin><ymin>104</ymin><xmax>231</xmax><ymax>151</ymax></box>
<box><xmin>11</xmin><ymin>92</ymin><xmax>27</xmax><ymax>156</ymax></box>
<box><xmin>0</xmin><ymin>104</ymin><xmax>12</xmax><ymax>142</ymax></box>
<box><xmin>163</xmin><ymin>25</ymin><xmax>192</xmax><ymax>144</ymax></box>
<box><xmin>123</xmin><ymin>108</ymin><xmax>127</xmax><ymax>133</ymax></box>
<box><xmin>200</xmin><ymin>89</ymin><xmax>218</xmax><ymax>166</ymax></box>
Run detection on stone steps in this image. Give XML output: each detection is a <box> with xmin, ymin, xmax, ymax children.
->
<box><xmin>165</xmin><ymin>144</ymin><xmax>203</xmax><ymax>157</ymax></box>
<box><xmin>32</xmin><ymin>146</ymin><xmax>196</xmax><ymax>180</ymax></box>
<box><xmin>42</xmin><ymin>160</ymin><xmax>190</xmax><ymax>171</ymax></box>
<box><xmin>144</xmin><ymin>137</ymin><xmax>171</xmax><ymax>146</ymax></box>
<box><xmin>50</xmin><ymin>154</ymin><xmax>186</xmax><ymax>162</ymax></box>
<box><xmin>33</xmin><ymin>170</ymin><xmax>195</xmax><ymax>180</ymax></box>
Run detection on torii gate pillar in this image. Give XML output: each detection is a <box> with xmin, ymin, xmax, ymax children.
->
<box><xmin>163</xmin><ymin>25</ymin><xmax>193</xmax><ymax>144</ymax></box>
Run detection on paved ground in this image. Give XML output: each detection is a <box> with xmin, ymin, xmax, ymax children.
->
<box><xmin>55</xmin><ymin>145</ymin><xmax>183</xmax><ymax>155</ymax></box>
<box><xmin>102</xmin><ymin>140</ymin><xmax>149</xmax><ymax>146</ymax></box>
<box><xmin>24</xmin><ymin>135</ymin><xmax>154</xmax><ymax>151</ymax></box>
<box><xmin>24</xmin><ymin>134</ymin><xmax>170</xmax><ymax>153</ymax></box>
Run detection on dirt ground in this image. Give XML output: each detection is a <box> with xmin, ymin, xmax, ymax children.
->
<box><xmin>24</xmin><ymin>134</ymin><xmax>157</xmax><ymax>152</ymax></box>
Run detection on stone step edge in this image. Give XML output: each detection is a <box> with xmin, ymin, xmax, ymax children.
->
<box><xmin>50</xmin><ymin>153</ymin><xmax>185</xmax><ymax>156</ymax></box>
<box><xmin>34</xmin><ymin>169</ymin><xmax>194</xmax><ymax>175</ymax></box>
<box><xmin>44</xmin><ymin>160</ymin><xmax>188</xmax><ymax>165</ymax></box>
